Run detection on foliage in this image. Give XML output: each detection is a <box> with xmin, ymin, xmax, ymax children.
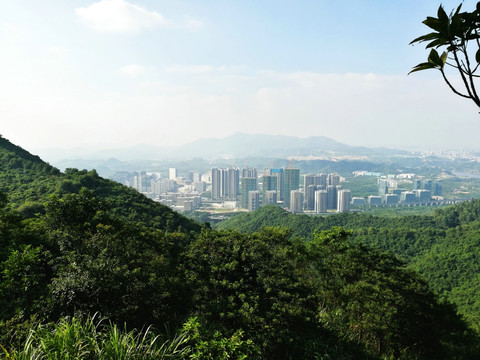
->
<box><xmin>218</xmin><ymin>202</ymin><xmax>480</xmax><ymax>334</ymax></box>
<box><xmin>410</xmin><ymin>2</ymin><xmax>480</xmax><ymax>108</ymax></box>
<box><xmin>2</xmin><ymin>137</ymin><xmax>480</xmax><ymax>359</ymax></box>
<box><xmin>184</xmin><ymin>227</ymin><xmax>476</xmax><ymax>359</ymax></box>
<box><xmin>309</xmin><ymin>228</ymin><xmax>475</xmax><ymax>359</ymax></box>
<box><xmin>184</xmin><ymin>227</ymin><xmax>326</xmax><ymax>359</ymax></box>
<box><xmin>1</xmin><ymin>314</ymin><xmax>257</xmax><ymax>360</ymax></box>
<box><xmin>0</xmin><ymin>135</ymin><xmax>200</xmax><ymax>234</ymax></box>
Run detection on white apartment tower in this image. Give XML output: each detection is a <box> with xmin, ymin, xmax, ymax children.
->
<box><xmin>290</xmin><ymin>190</ymin><xmax>304</xmax><ymax>213</ymax></box>
<box><xmin>314</xmin><ymin>190</ymin><xmax>327</xmax><ymax>213</ymax></box>
<box><xmin>248</xmin><ymin>191</ymin><xmax>260</xmax><ymax>211</ymax></box>
<box><xmin>337</xmin><ymin>189</ymin><xmax>351</xmax><ymax>212</ymax></box>
<box><xmin>263</xmin><ymin>190</ymin><xmax>277</xmax><ymax>205</ymax></box>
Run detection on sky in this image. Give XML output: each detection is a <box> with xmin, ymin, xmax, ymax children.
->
<box><xmin>1</xmin><ymin>0</ymin><xmax>480</xmax><ymax>158</ymax></box>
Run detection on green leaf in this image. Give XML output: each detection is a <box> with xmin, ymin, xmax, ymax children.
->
<box><xmin>408</xmin><ymin>62</ymin><xmax>437</xmax><ymax>75</ymax></box>
<box><xmin>437</xmin><ymin>5</ymin><xmax>449</xmax><ymax>22</ymax></box>
<box><xmin>454</xmin><ymin>3</ymin><xmax>463</xmax><ymax>16</ymax></box>
<box><xmin>426</xmin><ymin>38</ymin><xmax>448</xmax><ymax>48</ymax></box>
<box><xmin>409</xmin><ymin>32</ymin><xmax>441</xmax><ymax>45</ymax></box>
<box><xmin>423</xmin><ymin>17</ymin><xmax>444</xmax><ymax>33</ymax></box>
<box><xmin>428</xmin><ymin>48</ymin><xmax>442</xmax><ymax>66</ymax></box>
<box><xmin>450</xmin><ymin>13</ymin><xmax>463</xmax><ymax>38</ymax></box>
<box><xmin>476</xmin><ymin>49</ymin><xmax>480</xmax><ymax>64</ymax></box>
<box><xmin>440</xmin><ymin>51</ymin><xmax>448</xmax><ymax>65</ymax></box>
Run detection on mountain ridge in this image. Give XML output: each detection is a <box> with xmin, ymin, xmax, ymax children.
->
<box><xmin>36</xmin><ymin>132</ymin><xmax>411</xmax><ymax>163</ymax></box>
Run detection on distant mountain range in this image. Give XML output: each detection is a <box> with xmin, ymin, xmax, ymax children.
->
<box><xmin>39</xmin><ymin>133</ymin><xmax>411</xmax><ymax>164</ymax></box>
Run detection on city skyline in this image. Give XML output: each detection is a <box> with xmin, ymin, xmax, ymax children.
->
<box><xmin>112</xmin><ymin>164</ymin><xmax>448</xmax><ymax>215</ymax></box>
<box><xmin>2</xmin><ymin>0</ymin><xmax>480</xmax><ymax>156</ymax></box>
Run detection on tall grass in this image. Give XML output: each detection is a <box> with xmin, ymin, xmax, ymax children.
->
<box><xmin>0</xmin><ymin>314</ymin><xmax>189</xmax><ymax>360</ymax></box>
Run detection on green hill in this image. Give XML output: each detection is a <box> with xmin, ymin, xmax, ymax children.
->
<box><xmin>1</xmin><ymin>136</ymin><xmax>479</xmax><ymax>359</ymax></box>
<box><xmin>0</xmin><ymin>135</ymin><xmax>200</xmax><ymax>233</ymax></box>
<box><xmin>218</xmin><ymin>204</ymin><xmax>480</xmax><ymax>330</ymax></box>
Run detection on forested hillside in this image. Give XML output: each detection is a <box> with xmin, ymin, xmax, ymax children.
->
<box><xmin>1</xmin><ymin>136</ymin><xmax>479</xmax><ymax>359</ymax></box>
<box><xmin>0</xmin><ymin>135</ymin><xmax>200</xmax><ymax>233</ymax></box>
<box><xmin>218</xmin><ymin>203</ymin><xmax>480</xmax><ymax>330</ymax></box>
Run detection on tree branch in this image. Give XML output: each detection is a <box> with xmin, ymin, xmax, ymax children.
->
<box><xmin>440</xmin><ymin>69</ymin><xmax>472</xmax><ymax>99</ymax></box>
<box><xmin>452</xmin><ymin>49</ymin><xmax>477</xmax><ymax>101</ymax></box>
<box><xmin>461</xmin><ymin>43</ymin><xmax>480</xmax><ymax>104</ymax></box>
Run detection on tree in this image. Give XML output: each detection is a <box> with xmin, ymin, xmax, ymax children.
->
<box><xmin>410</xmin><ymin>2</ymin><xmax>480</xmax><ymax>108</ymax></box>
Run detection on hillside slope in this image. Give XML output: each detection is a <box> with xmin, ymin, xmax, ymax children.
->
<box><xmin>0</xmin><ymin>136</ymin><xmax>479</xmax><ymax>358</ymax></box>
<box><xmin>217</xmin><ymin>204</ymin><xmax>480</xmax><ymax>329</ymax></box>
<box><xmin>0</xmin><ymin>135</ymin><xmax>200</xmax><ymax>233</ymax></box>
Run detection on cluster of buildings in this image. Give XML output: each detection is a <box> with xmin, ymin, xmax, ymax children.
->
<box><xmin>111</xmin><ymin>165</ymin><xmax>447</xmax><ymax>214</ymax></box>
<box><xmin>111</xmin><ymin>167</ymin><xmax>351</xmax><ymax>213</ymax></box>
<box><xmin>210</xmin><ymin>168</ymin><xmax>351</xmax><ymax>213</ymax></box>
<box><xmin>352</xmin><ymin>177</ymin><xmax>443</xmax><ymax>206</ymax></box>
<box><xmin>110</xmin><ymin>169</ymin><xmax>206</xmax><ymax>212</ymax></box>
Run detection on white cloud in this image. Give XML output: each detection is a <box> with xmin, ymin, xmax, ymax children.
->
<box><xmin>164</xmin><ymin>64</ymin><xmax>243</xmax><ymax>74</ymax></box>
<box><xmin>121</xmin><ymin>64</ymin><xmax>144</xmax><ymax>77</ymax></box>
<box><xmin>48</xmin><ymin>46</ymin><xmax>66</xmax><ymax>55</ymax></box>
<box><xmin>0</xmin><ymin>23</ymin><xmax>26</xmax><ymax>43</ymax></box>
<box><xmin>75</xmin><ymin>0</ymin><xmax>202</xmax><ymax>33</ymax></box>
<box><xmin>1</xmin><ymin>64</ymin><xmax>479</xmax><ymax>152</ymax></box>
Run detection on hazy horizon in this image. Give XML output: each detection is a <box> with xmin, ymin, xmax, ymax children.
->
<box><xmin>24</xmin><ymin>131</ymin><xmax>479</xmax><ymax>165</ymax></box>
<box><xmin>2</xmin><ymin>0</ymin><xmax>480</xmax><ymax>155</ymax></box>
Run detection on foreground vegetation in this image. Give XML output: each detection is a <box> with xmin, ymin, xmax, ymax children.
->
<box><xmin>1</xmin><ymin>135</ymin><xmax>480</xmax><ymax>359</ymax></box>
<box><xmin>218</xmin><ymin>202</ymin><xmax>480</xmax><ymax>330</ymax></box>
<box><xmin>1</xmin><ymin>315</ymin><xmax>257</xmax><ymax>360</ymax></box>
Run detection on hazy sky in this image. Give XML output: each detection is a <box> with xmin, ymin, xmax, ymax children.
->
<box><xmin>1</xmin><ymin>0</ymin><xmax>480</xmax><ymax>155</ymax></box>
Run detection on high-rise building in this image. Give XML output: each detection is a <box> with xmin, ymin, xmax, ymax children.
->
<box><xmin>400</xmin><ymin>191</ymin><xmax>416</xmax><ymax>203</ymax></box>
<box><xmin>316</xmin><ymin>174</ymin><xmax>328</xmax><ymax>188</ymax></box>
<box><xmin>433</xmin><ymin>180</ymin><xmax>443</xmax><ymax>196</ymax></box>
<box><xmin>283</xmin><ymin>168</ymin><xmax>300</xmax><ymax>208</ymax></box>
<box><xmin>304</xmin><ymin>174</ymin><xmax>316</xmax><ymax>189</ymax></box>
<box><xmin>226</xmin><ymin>168</ymin><xmax>240</xmax><ymax>200</ymax></box>
<box><xmin>133</xmin><ymin>172</ymin><xmax>153</xmax><ymax>193</ymax></box>
<box><xmin>413</xmin><ymin>179</ymin><xmax>422</xmax><ymax>190</ymax></box>
<box><xmin>264</xmin><ymin>190</ymin><xmax>277</xmax><ymax>205</ymax></box>
<box><xmin>169</xmin><ymin>168</ymin><xmax>177</xmax><ymax>180</ymax></box>
<box><xmin>416</xmin><ymin>189</ymin><xmax>431</xmax><ymax>202</ymax></box>
<box><xmin>241</xmin><ymin>177</ymin><xmax>257</xmax><ymax>208</ymax></box>
<box><xmin>337</xmin><ymin>189</ymin><xmax>350</xmax><ymax>212</ymax></box>
<box><xmin>335</xmin><ymin>185</ymin><xmax>342</xmax><ymax>208</ymax></box>
<box><xmin>378</xmin><ymin>179</ymin><xmax>388</xmax><ymax>197</ymax></box>
<box><xmin>248</xmin><ymin>191</ymin><xmax>260</xmax><ymax>211</ymax></box>
<box><xmin>290</xmin><ymin>190</ymin><xmax>304</xmax><ymax>213</ymax></box>
<box><xmin>270</xmin><ymin>168</ymin><xmax>284</xmax><ymax>201</ymax></box>
<box><xmin>305</xmin><ymin>184</ymin><xmax>317</xmax><ymax>210</ymax></box>
<box><xmin>326</xmin><ymin>185</ymin><xmax>336</xmax><ymax>210</ymax></box>
<box><xmin>192</xmin><ymin>172</ymin><xmax>201</xmax><ymax>183</ymax></box>
<box><xmin>211</xmin><ymin>168</ymin><xmax>222</xmax><ymax>200</ymax></box>
<box><xmin>304</xmin><ymin>174</ymin><xmax>327</xmax><ymax>210</ymax></box>
<box><xmin>423</xmin><ymin>179</ymin><xmax>433</xmax><ymax>192</ymax></box>
<box><xmin>314</xmin><ymin>190</ymin><xmax>327</xmax><ymax>213</ymax></box>
<box><xmin>211</xmin><ymin>168</ymin><xmax>240</xmax><ymax>200</ymax></box>
<box><xmin>328</xmin><ymin>174</ymin><xmax>340</xmax><ymax>186</ymax></box>
<box><xmin>262</xmin><ymin>175</ymin><xmax>278</xmax><ymax>201</ymax></box>
<box><xmin>242</xmin><ymin>167</ymin><xmax>258</xmax><ymax>179</ymax></box>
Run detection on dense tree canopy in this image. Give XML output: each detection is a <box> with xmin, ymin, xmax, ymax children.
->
<box><xmin>1</xmin><ymin>136</ymin><xmax>480</xmax><ymax>358</ymax></box>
